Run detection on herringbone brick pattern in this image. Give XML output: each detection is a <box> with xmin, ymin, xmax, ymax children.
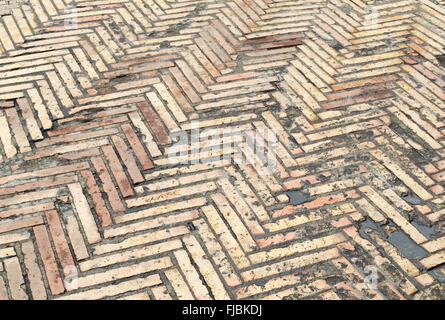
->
<box><xmin>0</xmin><ymin>0</ymin><xmax>444</xmax><ymax>300</ymax></box>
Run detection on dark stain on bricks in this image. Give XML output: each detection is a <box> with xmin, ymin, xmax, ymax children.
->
<box><xmin>331</xmin><ymin>41</ymin><xmax>343</xmax><ymax>50</ymax></box>
<box><xmin>358</xmin><ymin>218</ymin><xmax>378</xmax><ymax>241</ymax></box>
<box><xmin>436</xmin><ymin>54</ymin><xmax>445</xmax><ymax>67</ymax></box>
<box><xmin>317</xmin><ymin>173</ymin><xmax>330</xmax><ymax>183</ymax></box>
<box><xmin>412</xmin><ymin>220</ymin><xmax>435</xmax><ymax>240</ymax></box>
<box><xmin>286</xmin><ymin>190</ymin><xmax>309</xmax><ymax>205</ymax></box>
<box><xmin>159</xmin><ymin>41</ymin><xmax>170</xmax><ymax>49</ymax></box>
<box><xmin>187</xmin><ymin>222</ymin><xmax>196</xmax><ymax>231</ymax></box>
<box><xmin>401</xmin><ymin>191</ymin><xmax>424</xmax><ymax>205</ymax></box>
<box><xmin>387</xmin><ymin>230</ymin><xmax>429</xmax><ymax>260</ymax></box>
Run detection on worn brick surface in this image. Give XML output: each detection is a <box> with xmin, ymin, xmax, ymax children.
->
<box><xmin>0</xmin><ymin>0</ymin><xmax>444</xmax><ymax>300</ymax></box>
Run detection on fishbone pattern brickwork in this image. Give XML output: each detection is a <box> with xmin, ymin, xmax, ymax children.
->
<box><xmin>0</xmin><ymin>0</ymin><xmax>444</xmax><ymax>300</ymax></box>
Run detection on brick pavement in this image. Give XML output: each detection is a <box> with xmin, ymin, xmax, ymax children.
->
<box><xmin>0</xmin><ymin>0</ymin><xmax>444</xmax><ymax>300</ymax></box>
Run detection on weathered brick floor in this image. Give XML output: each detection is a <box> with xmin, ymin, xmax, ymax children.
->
<box><xmin>0</xmin><ymin>0</ymin><xmax>444</xmax><ymax>300</ymax></box>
